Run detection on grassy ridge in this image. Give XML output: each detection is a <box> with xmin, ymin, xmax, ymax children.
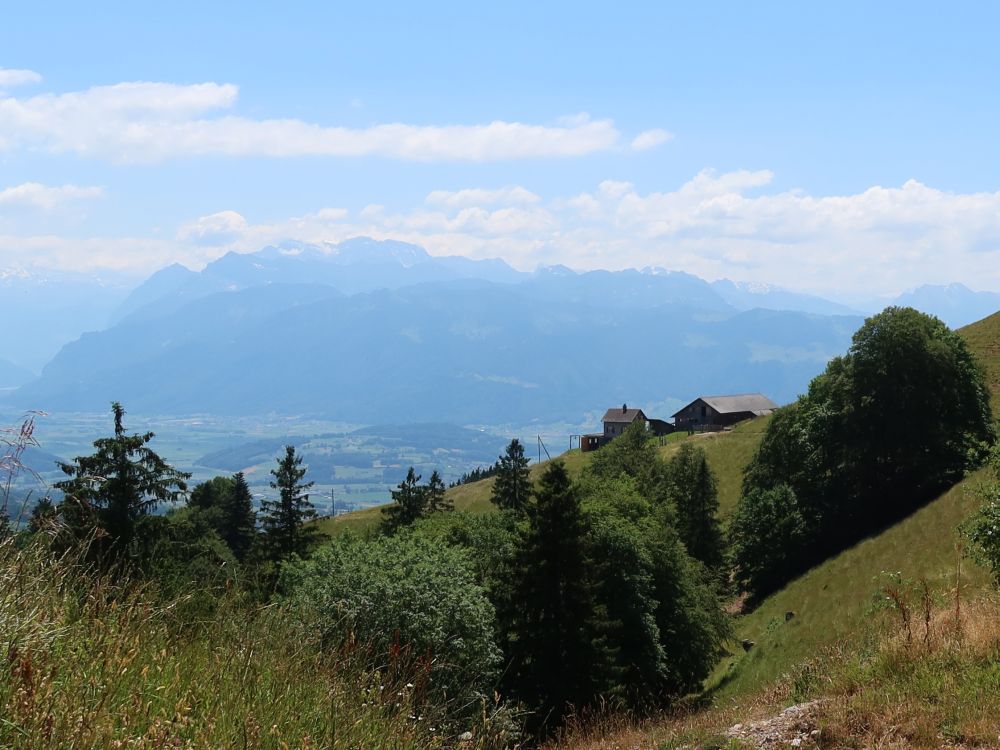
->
<box><xmin>960</xmin><ymin>310</ymin><xmax>1000</xmax><ymax>414</ymax></box>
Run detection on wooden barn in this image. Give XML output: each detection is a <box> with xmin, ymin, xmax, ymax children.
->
<box><xmin>672</xmin><ymin>393</ymin><xmax>778</xmax><ymax>430</ymax></box>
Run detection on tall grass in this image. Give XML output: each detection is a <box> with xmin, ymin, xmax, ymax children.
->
<box><xmin>0</xmin><ymin>533</ymin><xmax>504</xmax><ymax>749</ymax></box>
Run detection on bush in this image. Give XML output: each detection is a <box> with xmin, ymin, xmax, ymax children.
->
<box><xmin>730</xmin><ymin>484</ymin><xmax>810</xmax><ymax>597</ymax></box>
<box><xmin>962</xmin><ymin>445</ymin><xmax>1000</xmax><ymax>581</ymax></box>
<box><xmin>280</xmin><ymin>532</ymin><xmax>502</xmax><ymax>720</ymax></box>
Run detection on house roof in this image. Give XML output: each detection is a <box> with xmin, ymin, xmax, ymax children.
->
<box><xmin>602</xmin><ymin>406</ymin><xmax>647</xmax><ymax>424</ymax></box>
<box><xmin>672</xmin><ymin>393</ymin><xmax>778</xmax><ymax>418</ymax></box>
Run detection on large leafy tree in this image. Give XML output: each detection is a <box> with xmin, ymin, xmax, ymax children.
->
<box><xmin>55</xmin><ymin>402</ymin><xmax>189</xmax><ymax>557</ymax></box>
<box><xmin>490</xmin><ymin>438</ymin><xmax>532</xmax><ymax>512</ymax></box>
<box><xmin>735</xmin><ymin>307</ymin><xmax>996</xmax><ymax>596</ymax></box>
<box><xmin>261</xmin><ymin>445</ymin><xmax>318</xmax><ymax>560</ymax></box>
<box><xmin>381</xmin><ymin>467</ymin><xmax>427</xmax><ymax>533</ymax></box>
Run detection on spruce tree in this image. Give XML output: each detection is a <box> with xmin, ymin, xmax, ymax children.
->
<box><xmin>260</xmin><ymin>445</ymin><xmax>318</xmax><ymax>560</ymax></box>
<box><xmin>491</xmin><ymin>438</ymin><xmax>532</xmax><ymax>512</ymax></box>
<box><xmin>224</xmin><ymin>472</ymin><xmax>257</xmax><ymax>561</ymax></box>
<box><xmin>503</xmin><ymin>461</ymin><xmax>613</xmax><ymax>731</ymax></box>
<box><xmin>425</xmin><ymin>469</ymin><xmax>452</xmax><ymax>513</ymax></box>
<box><xmin>55</xmin><ymin>402</ymin><xmax>189</xmax><ymax>558</ymax></box>
<box><xmin>669</xmin><ymin>443</ymin><xmax>725</xmax><ymax>570</ymax></box>
<box><xmin>381</xmin><ymin>467</ymin><xmax>427</xmax><ymax>533</ymax></box>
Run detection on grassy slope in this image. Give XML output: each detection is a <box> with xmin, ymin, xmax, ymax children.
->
<box><xmin>959</xmin><ymin>309</ymin><xmax>1000</xmax><ymax>414</ymax></box>
<box><xmin>314</xmin><ymin>420</ymin><xmax>767</xmax><ymax>538</ymax></box>
<box><xmin>711</xmin><ymin>470</ymin><xmax>991</xmax><ymax>700</ymax></box>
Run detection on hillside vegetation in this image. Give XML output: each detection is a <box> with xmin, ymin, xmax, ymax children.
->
<box><xmin>315</xmin><ymin>419</ymin><xmax>768</xmax><ymax>538</ymax></box>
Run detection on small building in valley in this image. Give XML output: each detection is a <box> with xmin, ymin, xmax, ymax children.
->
<box><xmin>672</xmin><ymin>393</ymin><xmax>778</xmax><ymax>430</ymax></box>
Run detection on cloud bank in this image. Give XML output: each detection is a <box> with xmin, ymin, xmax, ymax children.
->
<box><xmin>0</xmin><ymin>79</ymin><xmax>649</xmax><ymax>163</ymax></box>
<box><xmin>3</xmin><ymin>172</ymin><xmax>1000</xmax><ymax>299</ymax></box>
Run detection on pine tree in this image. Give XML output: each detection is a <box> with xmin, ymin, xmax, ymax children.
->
<box><xmin>668</xmin><ymin>444</ymin><xmax>725</xmax><ymax>570</ymax></box>
<box><xmin>425</xmin><ymin>469</ymin><xmax>452</xmax><ymax>513</ymax></box>
<box><xmin>503</xmin><ymin>461</ymin><xmax>613</xmax><ymax>731</ymax></box>
<box><xmin>491</xmin><ymin>438</ymin><xmax>532</xmax><ymax>512</ymax></box>
<box><xmin>55</xmin><ymin>402</ymin><xmax>189</xmax><ymax>558</ymax></box>
<box><xmin>260</xmin><ymin>445</ymin><xmax>318</xmax><ymax>560</ymax></box>
<box><xmin>224</xmin><ymin>472</ymin><xmax>257</xmax><ymax>561</ymax></box>
<box><xmin>381</xmin><ymin>467</ymin><xmax>427</xmax><ymax>533</ymax></box>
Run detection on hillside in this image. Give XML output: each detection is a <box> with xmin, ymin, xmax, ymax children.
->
<box><xmin>314</xmin><ymin>418</ymin><xmax>768</xmax><ymax>538</ymax></box>
<box><xmin>959</xmin><ymin>309</ymin><xmax>1000</xmax><ymax>413</ymax></box>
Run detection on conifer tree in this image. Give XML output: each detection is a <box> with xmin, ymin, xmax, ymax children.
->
<box><xmin>55</xmin><ymin>402</ymin><xmax>189</xmax><ymax>558</ymax></box>
<box><xmin>260</xmin><ymin>445</ymin><xmax>318</xmax><ymax>560</ymax></box>
<box><xmin>491</xmin><ymin>438</ymin><xmax>532</xmax><ymax>512</ymax></box>
<box><xmin>425</xmin><ymin>469</ymin><xmax>452</xmax><ymax>513</ymax></box>
<box><xmin>503</xmin><ymin>461</ymin><xmax>613</xmax><ymax>731</ymax></box>
<box><xmin>668</xmin><ymin>443</ymin><xmax>725</xmax><ymax>570</ymax></box>
<box><xmin>381</xmin><ymin>467</ymin><xmax>427</xmax><ymax>533</ymax></box>
<box><xmin>224</xmin><ymin>472</ymin><xmax>257</xmax><ymax>561</ymax></box>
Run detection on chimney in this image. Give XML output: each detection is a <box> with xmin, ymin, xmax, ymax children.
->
<box><xmin>622</xmin><ymin>403</ymin><xmax>627</xmax><ymax>413</ymax></box>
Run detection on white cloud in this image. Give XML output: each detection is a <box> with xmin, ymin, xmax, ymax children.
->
<box><xmin>0</xmin><ymin>68</ymin><xmax>42</xmax><ymax>88</ymax></box>
<box><xmin>176</xmin><ymin>210</ymin><xmax>249</xmax><ymax>245</ymax></box>
<box><xmin>6</xmin><ymin>171</ymin><xmax>1000</xmax><ymax>298</ymax></box>
<box><xmin>425</xmin><ymin>186</ymin><xmax>541</xmax><ymax>208</ymax></box>
<box><xmin>630</xmin><ymin>128</ymin><xmax>672</xmax><ymax>151</ymax></box>
<box><xmin>0</xmin><ymin>79</ymin><xmax>634</xmax><ymax>163</ymax></box>
<box><xmin>0</xmin><ymin>182</ymin><xmax>104</xmax><ymax>210</ymax></box>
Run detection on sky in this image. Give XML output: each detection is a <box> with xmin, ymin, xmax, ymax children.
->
<box><xmin>2</xmin><ymin>0</ymin><xmax>1000</xmax><ymax>301</ymax></box>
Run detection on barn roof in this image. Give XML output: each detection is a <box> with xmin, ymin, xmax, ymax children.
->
<box><xmin>672</xmin><ymin>393</ymin><xmax>778</xmax><ymax>417</ymax></box>
<box><xmin>602</xmin><ymin>406</ymin><xmax>647</xmax><ymax>424</ymax></box>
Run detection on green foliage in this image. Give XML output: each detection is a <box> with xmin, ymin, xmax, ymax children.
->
<box><xmin>730</xmin><ymin>484</ymin><xmax>809</xmax><ymax>598</ymax></box>
<box><xmin>54</xmin><ymin>401</ymin><xmax>190</xmax><ymax>560</ymax></box>
<box><xmin>668</xmin><ymin>443</ymin><xmax>726</xmax><ymax>571</ymax></box>
<box><xmin>408</xmin><ymin>510</ymin><xmax>521</xmax><ymax>602</ymax></box>
<box><xmin>261</xmin><ymin>445</ymin><xmax>319</xmax><ymax>561</ymax></box>
<box><xmin>425</xmin><ymin>469</ymin><xmax>452</xmax><ymax>513</ymax></box>
<box><xmin>281</xmin><ymin>532</ymin><xmax>501</xmax><ymax>720</ymax></box>
<box><xmin>501</xmin><ymin>461</ymin><xmax>615</xmax><ymax>730</ymax></box>
<box><xmin>187</xmin><ymin>473</ymin><xmax>257</xmax><ymax>561</ymax></box>
<box><xmin>589</xmin><ymin>421</ymin><xmax>668</xmax><ymax>503</ymax></box>
<box><xmin>381</xmin><ymin>466</ymin><xmax>429</xmax><ymax>533</ymax></box>
<box><xmin>735</xmin><ymin>307</ymin><xmax>996</xmax><ymax>596</ymax></box>
<box><xmin>490</xmin><ymin>438</ymin><xmax>532</xmax><ymax>512</ymax></box>
<box><xmin>962</xmin><ymin>445</ymin><xmax>1000</xmax><ymax>581</ymax></box>
<box><xmin>0</xmin><ymin>534</ymin><xmax>467</xmax><ymax>750</ymax></box>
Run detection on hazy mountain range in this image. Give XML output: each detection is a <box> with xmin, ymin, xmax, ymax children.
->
<box><xmin>3</xmin><ymin>238</ymin><xmax>999</xmax><ymax>424</ymax></box>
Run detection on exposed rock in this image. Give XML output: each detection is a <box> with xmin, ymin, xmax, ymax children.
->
<box><xmin>725</xmin><ymin>700</ymin><xmax>823</xmax><ymax>748</ymax></box>
<box><xmin>741</xmin><ymin>639</ymin><xmax>756</xmax><ymax>652</ymax></box>
<box><xmin>785</xmin><ymin>611</ymin><xmax>796</xmax><ymax>622</ymax></box>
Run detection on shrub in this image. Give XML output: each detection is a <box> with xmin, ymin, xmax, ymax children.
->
<box><xmin>280</xmin><ymin>532</ymin><xmax>502</xmax><ymax>720</ymax></box>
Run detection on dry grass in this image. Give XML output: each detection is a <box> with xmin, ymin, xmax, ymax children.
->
<box><xmin>0</xmin><ymin>533</ymin><xmax>508</xmax><ymax>749</ymax></box>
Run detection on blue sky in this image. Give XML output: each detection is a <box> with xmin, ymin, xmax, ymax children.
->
<box><xmin>2</xmin><ymin>1</ymin><xmax>999</xmax><ymax>299</ymax></box>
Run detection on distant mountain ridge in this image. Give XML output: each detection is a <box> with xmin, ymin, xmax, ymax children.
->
<box><xmin>893</xmin><ymin>283</ymin><xmax>1000</xmax><ymax>329</ymax></box>
<box><xmin>111</xmin><ymin>238</ymin><xmax>527</xmax><ymax>324</ymax></box>
<box><xmin>8</xmin><ymin>237</ymin><xmax>1000</xmax><ymax>425</ymax></box>
<box><xmin>14</xmin><ymin>265</ymin><xmax>861</xmax><ymax>424</ymax></box>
